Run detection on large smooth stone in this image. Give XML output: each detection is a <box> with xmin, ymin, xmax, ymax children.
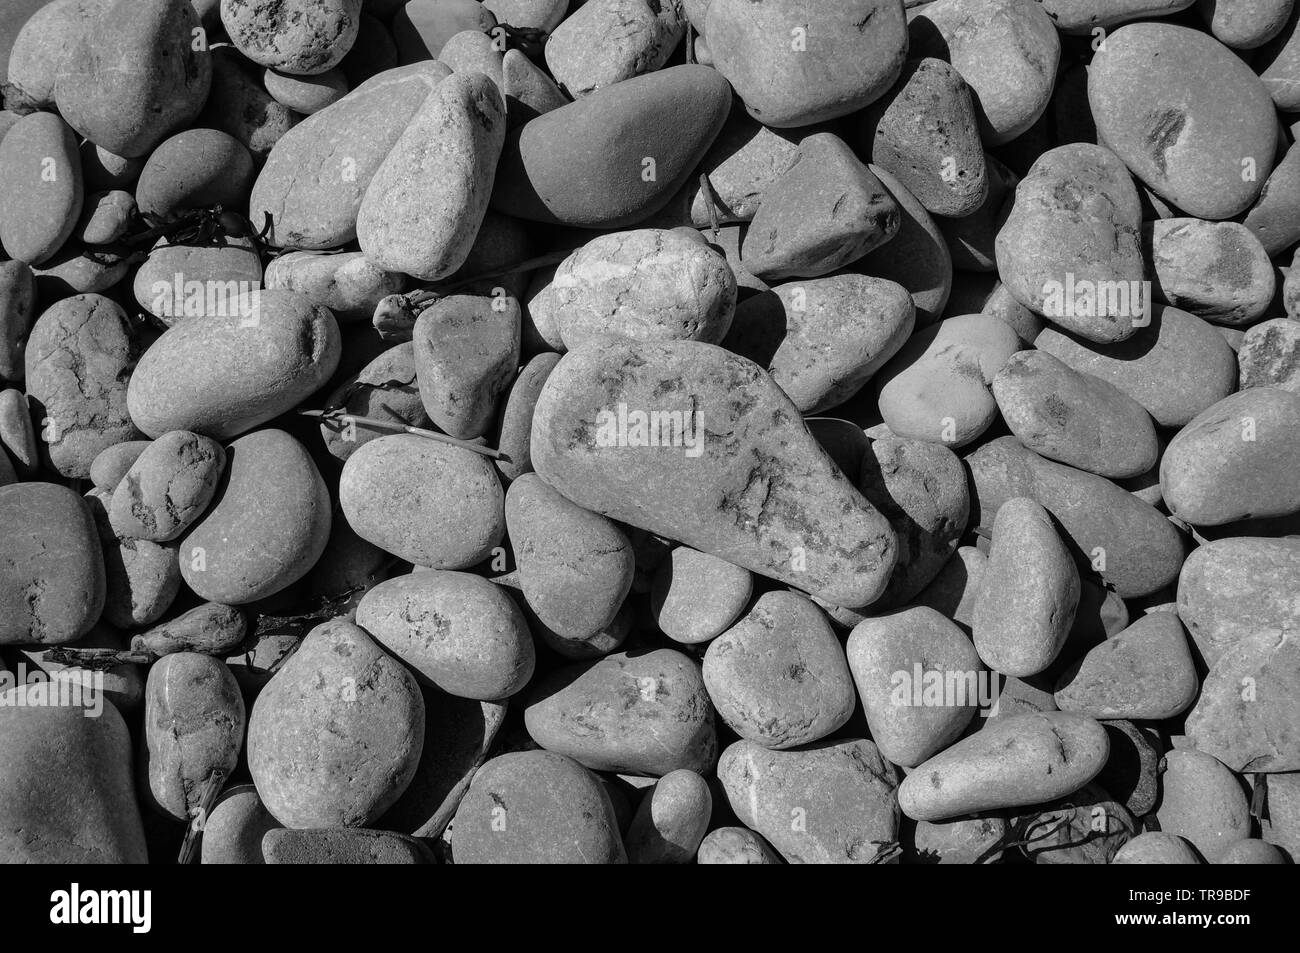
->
<box><xmin>524</xmin><ymin>648</ymin><xmax>717</xmax><ymax>777</ymax></box>
<box><xmin>0</xmin><ymin>694</ymin><xmax>147</xmax><ymax>862</ymax></box>
<box><xmin>898</xmin><ymin>711</ymin><xmax>1109</xmax><ymax>821</ymax></box>
<box><xmin>705</xmin><ymin>0</ymin><xmax>907</xmax><ymax>128</ymax></box>
<box><xmin>965</xmin><ymin>436</ymin><xmax>1185</xmax><ymax>598</ymax></box>
<box><xmin>247</xmin><ymin>619</ymin><xmax>425</xmax><ymax>828</ymax></box>
<box><xmin>126</xmin><ymin>289</ymin><xmax>341</xmax><ymax>440</ymax></box>
<box><xmin>450</xmin><ymin>750</ymin><xmax>627</xmax><ymax>864</ymax></box>
<box><xmin>718</xmin><ymin>738</ymin><xmax>899</xmax><ymax>863</ymax></box>
<box><xmin>55</xmin><ymin>0</ymin><xmax>211</xmax><ymax>158</ymax></box>
<box><xmin>490</xmin><ymin>64</ymin><xmax>731</xmax><ymax>228</ymax></box>
<box><xmin>1088</xmin><ymin>22</ymin><xmax>1276</xmax><ymax>218</ymax></box>
<box><xmin>0</xmin><ymin>482</ymin><xmax>104</xmax><ymax>645</ymax></box>
<box><xmin>179</xmin><ymin>429</ymin><xmax>332</xmax><ymax>604</ymax></box>
<box><xmin>249</xmin><ymin>61</ymin><xmax>449</xmax><ymax>249</ymax></box>
<box><xmin>530</xmin><ymin>339</ymin><xmax>898</xmax><ymax>608</ymax></box>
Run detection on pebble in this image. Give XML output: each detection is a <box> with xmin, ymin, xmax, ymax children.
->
<box><xmin>704</xmin><ymin>590</ymin><xmax>856</xmax><ymax>750</ymax></box>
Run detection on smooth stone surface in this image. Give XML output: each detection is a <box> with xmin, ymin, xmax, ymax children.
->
<box><xmin>1053</xmin><ymin>613</ymin><xmax>1199</xmax><ymax>720</ymax></box>
<box><xmin>132</xmin><ymin>236</ymin><xmax>266</xmax><ymax>325</ymax></box>
<box><xmin>249</xmin><ymin>61</ymin><xmax>449</xmax><ymax>249</ymax></box>
<box><xmin>180</xmin><ymin>429</ymin><xmax>332</xmax><ymax>605</ymax></box>
<box><xmin>524</xmin><ymin>648</ymin><xmax>717</xmax><ymax>777</ymax></box>
<box><xmin>0</xmin><ymin>695</ymin><xmax>146</xmax><ymax>862</ymax></box>
<box><xmin>494</xmin><ymin>352</ymin><xmax>559</xmax><ymax>482</ymax></box>
<box><xmin>973</xmin><ymin>498</ymin><xmax>1079</xmax><ymax>678</ymax></box>
<box><xmin>532</xmin><ymin>228</ymin><xmax>736</xmax><ymax>351</ymax></box>
<box><xmin>56</xmin><ymin>0</ymin><xmax>211</xmax><ymax>158</ymax></box>
<box><xmin>897</xmin><ymin>711</ymin><xmax>1109</xmax><ymax>821</ymax></box>
<box><xmin>706</xmin><ymin>0</ymin><xmax>908</xmax><ymax>128</ymax></box>
<box><xmin>1034</xmin><ymin>305</ymin><xmax>1237</xmax><ymax>429</ymax></box>
<box><xmin>624</xmin><ymin>769</ymin><xmax>712</xmax><ymax>864</ymax></box>
<box><xmin>142</xmin><ymin>652</ymin><xmax>244</xmax><ymax>822</ymax></box>
<box><xmin>1147</xmin><ymin>218</ymin><xmax>1274</xmax><ymax>326</ymax></box>
<box><xmin>247</xmin><ymin>619</ymin><xmax>425</xmax><ymax>829</ymax></box>
<box><xmin>718</xmin><ymin>738</ymin><xmax>899</xmax><ymax>863</ymax></box>
<box><xmin>531</xmin><ymin>339</ymin><xmax>898</xmax><ymax>609</ymax></box>
<box><xmin>965</xmin><ymin>436</ymin><xmax>1185</xmax><ymax>599</ymax></box>
<box><xmin>490</xmin><ymin>65</ymin><xmax>732</xmax><ymax>228</ymax></box>
<box><xmin>135</xmin><ymin>129</ymin><xmax>256</xmax><ymax>220</ymax></box>
<box><xmin>0</xmin><ymin>482</ymin><xmax>105</xmax><ymax>645</ymax></box>
<box><xmin>264</xmin><ymin>67</ymin><xmax>349</xmax><ymax>113</ymax></box>
<box><xmin>1185</xmin><ymin>628</ymin><xmax>1300</xmax><ymax>772</ymax></box>
<box><xmin>0</xmin><ymin>111</ymin><xmax>82</xmax><ymax>266</ymax></box>
<box><xmin>1088</xmin><ymin>22</ymin><xmax>1276</xmax><ymax>218</ymax></box>
<box><xmin>650</xmin><ymin>546</ymin><xmax>751</xmax><ymax>644</ymax></box>
<box><xmin>704</xmin><ymin>591</ymin><xmax>855</xmax><ymax>750</ymax></box>
<box><xmin>200</xmin><ymin>785</ymin><xmax>281</xmax><ymax>864</ymax></box>
<box><xmin>848</xmin><ymin>606</ymin><xmax>981</xmax><ymax>767</ymax></box>
<box><xmin>451</xmin><ymin>750</ymin><xmax>626</xmax><ymax>864</ymax></box>
<box><xmin>1155</xmin><ymin>749</ymin><xmax>1250</xmax><ymax>862</ymax></box>
<box><xmin>874</xmin><ymin>313</ymin><xmax>1021</xmax><ymax>448</ymax></box>
<box><xmin>1113</xmin><ymin>831</ymin><xmax>1202</xmax><ymax>864</ymax></box>
<box><xmin>127</xmin><ymin>289</ymin><xmax>340</xmax><ymax>440</ymax></box>
<box><xmin>339</xmin><ymin>434</ymin><xmax>504</xmax><ymax>569</ymax></box>
<box><xmin>358</xmin><ymin>71</ymin><xmax>505</xmax><ymax>281</ymax></box>
<box><xmin>995</xmin><ymin>144</ymin><xmax>1145</xmax><ymax>343</ymax></box>
<box><xmin>1177</xmin><ymin>537</ymin><xmax>1300</xmax><ymax>667</ymax></box>
<box><xmin>728</xmin><ymin>275</ymin><xmax>914</xmax><ymax>414</ymax></box>
<box><xmin>696</xmin><ymin>826</ymin><xmax>783</xmax><ymax>864</ymax></box>
<box><xmin>545</xmin><ymin>0</ymin><xmax>684</xmax><ymax>98</ymax></box>
<box><xmin>992</xmin><ymin>349</ymin><xmax>1158</xmax><ymax>479</ymax></box>
<box><xmin>264</xmin><ymin>251</ymin><xmax>406</xmax><ymax>325</ymax></box>
<box><xmin>356</xmin><ymin>571</ymin><xmax>535</xmax><ymax>701</ymax></box>
<box><xmin>909</xmin><ymin>0</ymin><xmax>1060</xmax><ymax>145</ymax></box>
<box><xmin>1160</xmin><ymin>388</ymin><xmax>1300</xmax><ymax>526</ymax></box>
<box><xmin>506</xmin><ymin>473</ymin><xmax>632</xmax><ymax>642</ymax></box>
<box><xmin>413</xmin><ymin>293</ymin><xmax>519</xmax><ymax>439</ymax></box>
<box><xmin>742</xmin><ymin>133</ymin><xmax>899</xmax><ymax>281</ymax></box>
<box><xmin>688</xmin><ymin>111</ymin><xmax>801</xmax><ymax>226</ymax></box>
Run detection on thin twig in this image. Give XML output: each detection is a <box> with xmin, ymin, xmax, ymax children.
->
<box><xmin>178</xmin><ymin>769</ymin><xmax>228</xmax><ymax>865</ymax></box>
<box><xmin>298</xmin><ymin>409</ymin><xmax>510</xmax><ymax>461</ymax></box>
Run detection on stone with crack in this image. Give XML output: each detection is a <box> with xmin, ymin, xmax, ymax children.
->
<box><xmin>718</xmin><ymin>738</ymin><xmax>900</xmax><ymax>863</ymax></box>
<box><xmin>108</xmin><ymin>430</ymin><xmax>226</xmax><ymax>543</ymax></box>
<box><xmin>898</xmin><ymin>711</ymin><xmax>1109</xmax><ymax>821</ymax></box>
<box><xmin>0</xmin><ymin>482</ymin><xmax>105</xmax><ymax>645</ymax></box>
<box><xmin>530</xmin><ymin>338</ymin><xmax>898</xmax><ymax>608</ymax></box>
